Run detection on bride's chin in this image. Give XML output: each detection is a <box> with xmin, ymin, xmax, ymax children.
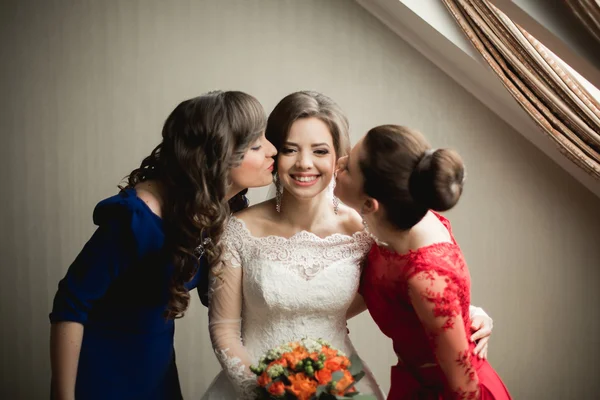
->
<box><xmin>289</xmin><ymin>187</ymin><xmax>329</xmax><ymax>199</ymax></box>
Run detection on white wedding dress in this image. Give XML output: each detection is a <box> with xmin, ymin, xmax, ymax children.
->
<box><xmin>201</xmin><ymin>215</ymin><xmax>385</xmax><ymax>400</ymax></box>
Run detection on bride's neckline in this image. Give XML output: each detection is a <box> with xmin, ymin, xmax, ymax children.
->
<box><xmin>230</xmin><ymin>215</ymin><xmax>370</xmax><ymax>243</ymax></box>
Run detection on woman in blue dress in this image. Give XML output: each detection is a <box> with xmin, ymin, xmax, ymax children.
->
<box><xmin>49</xmin><ymin>90</ymin><xmax>277</xmax><ymax>400</ymax></box>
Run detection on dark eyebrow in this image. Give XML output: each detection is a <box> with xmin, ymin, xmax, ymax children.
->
<box><xmin>284</xmin><ymin>142</ymin><xmax>331</xmax><ymax>148</ymax></box>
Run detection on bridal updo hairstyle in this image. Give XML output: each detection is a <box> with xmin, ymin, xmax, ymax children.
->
<box><xmin>359</xmin><ymin>125</ymin><xmax>465</xmax><ymax>230</ymax></box>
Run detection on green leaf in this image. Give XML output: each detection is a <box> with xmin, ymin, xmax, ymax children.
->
<box><xmin>255</xmin><ymin>386</ymin><xmax>271</xmax><ymax>400</ymax></box>
<box><xmin>331</xmin><ymin>370</ymin><xmax>345</xmax><ymax>382</ymax></box>
<box><xmin>316</xmin><ymin>385</ymin><xmax>327</xmax><ymax>397</ymax></box>
<box><xmin>341</xmin><ymin>381</ymin><xmax>358</xmax><ymax>393</ymax></box>
<box><xmin>279</xmin><ymin>375</ymin><xmax>291</xmax><ymax>385</ymax></box>
<box><xmin>348</xmin><ymin>354</ymin><xmax>363</xmax><ymax>376</ymax></box>
<box><xmin>351</xmin><ymin>371</ymin><xmax>365</xmax><ymax>383</ymax></box>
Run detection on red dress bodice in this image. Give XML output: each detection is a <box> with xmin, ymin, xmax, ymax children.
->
<box><xmin>360</xmin><ymin>213</ymin><xmax>511</xmax><ymax>400</ymax></box>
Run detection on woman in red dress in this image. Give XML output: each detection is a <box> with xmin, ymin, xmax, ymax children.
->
<box><xmin>334</xmin><ymin>125</ymin><xmax>511</xmax><ymax>399</ymax></box>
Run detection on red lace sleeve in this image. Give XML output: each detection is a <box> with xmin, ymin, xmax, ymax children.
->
<box><xmin>407</xmin><ymin>269</ymin><xmax>480</xmax><ymax>400</ymax></box>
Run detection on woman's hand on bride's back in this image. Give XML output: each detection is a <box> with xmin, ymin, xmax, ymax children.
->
<box><xmin>470</xmin><ymin>314</ymin><xmax>493</xmax><ymax>359</ymax></box>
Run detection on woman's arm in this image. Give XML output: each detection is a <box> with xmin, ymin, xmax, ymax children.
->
<box><xmin>408</xmin><ymin>271</ymin><xmax>481</xmax><ymax>399</ymax></box>
<box><xmin>49</xmin><ymin>218</ymin><xmax>137</xmax><ymax>399</ymax></box>
<box><xmin>50</xmin><ymin>322</ymin><xmax>83</xmax><ymax>400</ymax></box>
<box><xmin>208</xmin><ymin>229</ymin><xmax>256</xmax><ymax>399</ymax></box>
<box><xmin>346</xmin><ymin>293</ymin><xmax>368</xmax><ymax>320</ymax></box>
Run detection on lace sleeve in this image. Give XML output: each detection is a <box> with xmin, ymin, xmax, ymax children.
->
<box><xmin>408</xmin><ymin>270</ymin><xmax>480</xmax><ymax>400</ymax></box>
<box><xmin>208</xmin><ymin>230</ymin><xmax>256</xmax><ymax>399</ymax></box>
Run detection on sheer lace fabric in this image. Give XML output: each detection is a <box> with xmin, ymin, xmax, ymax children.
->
<box><xmin>361</xmin><ymin>212</ymin><xmax>511</xmax><ymax>400</ymax></box>
<box><xmin>203</xmin><ymin>216</ymin><xmax>384</xmax><ymax>400</ymax></box>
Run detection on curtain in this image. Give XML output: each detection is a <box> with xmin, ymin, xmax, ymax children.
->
<box><xmin>441</xmin><ymin>0</ymin><xmax>600</xmax><ymax>179</ymax></box>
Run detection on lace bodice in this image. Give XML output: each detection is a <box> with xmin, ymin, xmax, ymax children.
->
<box><xmin>207</xmin><ymin>216</ymin><xmax>382</xmax><ymax>399</ymax></box>
<box><xmin>360</xmin><ymin>212</ymin><xmax>484</xmax><ymax>399</ymax></box>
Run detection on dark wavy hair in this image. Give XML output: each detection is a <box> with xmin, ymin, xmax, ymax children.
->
<box><xmin>125</xmin><ymin>91</ymin><xmax>266</xmax><ymax>319</ymax></box>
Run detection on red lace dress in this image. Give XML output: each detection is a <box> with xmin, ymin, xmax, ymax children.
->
<box><xmin>360</xmin><ymin>213</ymin><xmax>511</xmax><ymax>400</ymax></box>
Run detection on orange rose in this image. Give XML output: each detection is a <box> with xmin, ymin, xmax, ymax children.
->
<box><xmin>324</xmin><ymin>356</ymin><xmax>347</xmax><ymax>372</ymax></box>
<box><xmin>287</xmin><ymin>373</ymin><xmax>317</xmax><ymax>400</ymax></box>
<box><xmin>295</xmin><ymin>347</ymin><xmax>309</xmax><ymax>358</ymax></box>
<box><xmin>282</xmin><ymin>350</ymin><xmax>306</xmax><ymax>368</ymax></box>
<box><xmin>321</xmin><ymin>346</ymin><xmax>338</xmax><ymax>359</ymax></box>
<box><xmin>269</xmin><ymin>359</ymin><xmax>288</xmax><ymax>368</ymax></box>
<box><xmin>268</xmin><ymin>381</ymin><xmax>285</xmax><ymax>396</ymax></box>
<box><xmin>334</xmin><ymin>370</ymin><xmax>355</xmax><ymax>394</ymax></box>
<box><xmin>282</xmin><ymin>352</ymin><xmax>298</xmax><ymax>367</ymax></box>
<box><xmin>257</xmin><ymin>371</ymin><xmax>271</xmax><ymax>387</ymax></box>
<box><xmin>289</xmin><ymin>348</ymin><xmax>311</xmax><ymax>368</ymax></box>
<box><xmin>314</xmin><ymin>368</ymin><xmax>332</xmax><ymax>386</ymax></box>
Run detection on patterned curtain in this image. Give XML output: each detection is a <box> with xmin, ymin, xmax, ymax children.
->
<box><xmin>564</xmin><ymin>0</ymin><xmax>600</xmax><ymax>44</ymax></box>
<box><xmin>441</xmin><ymin>0</ymin><xmax>600</xmax><ymax>179</ymax></box>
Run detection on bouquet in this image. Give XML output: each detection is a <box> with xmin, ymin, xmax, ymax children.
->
<box><xmin>249</xmin><ymin>338</ymin><xmax>376</xmax><ymax>400</ymax></box>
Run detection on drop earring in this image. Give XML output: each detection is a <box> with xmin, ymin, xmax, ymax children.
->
<box><xmin>275</xmin><ymin>172</ymin><xmax>282</xmax><ymax>213</ymax></box>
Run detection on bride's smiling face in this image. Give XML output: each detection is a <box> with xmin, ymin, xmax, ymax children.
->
<box><xmin>277</xmin><ymin>117</ymin><xmax>336</xmax><ymax>200</ymax></box>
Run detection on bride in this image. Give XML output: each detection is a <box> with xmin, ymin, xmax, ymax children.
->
<box><xmin>201</xmin><ymin>91</ymin><xmax>491</xmax><ymax>399</ymax></box>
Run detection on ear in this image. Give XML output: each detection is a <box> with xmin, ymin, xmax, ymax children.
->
<box><xmin>361</xmin><ymin>198</ymin><xmax>379</xmax><ymax>215</ymax></box>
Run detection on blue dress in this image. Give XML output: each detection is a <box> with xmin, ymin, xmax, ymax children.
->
<box><xmin>50</xmin><ymin>188</ymin><xmax>211</xmax><ymax>400</ymax></box>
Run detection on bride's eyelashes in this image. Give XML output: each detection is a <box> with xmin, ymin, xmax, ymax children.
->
<box><xmin>280</xmin><ymin>147</ymin><xmax>330</xmax><ymax>156</ymax></box>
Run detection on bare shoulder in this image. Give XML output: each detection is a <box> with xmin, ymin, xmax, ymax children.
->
<box><xmin>409</xmin><ymin>212</ymin><xmax>453</xmax><ymax>249</ymax></box>
<box><xmin>336</xmin><ymin>204</ymin><xmax>364</xmax><ymax>236</ymax></box>
<box><xmin>134</xmin><ymin>181</ymin><xmax>164</xmax><ymax>218</ymax></box>
<box><xmin>233</xmin><ymin>199</ymin><xmax>275</xmax><ymax>221</ymax></box>
<box><xmin>232</xmin><ymin>199</ymin><xmax>278</xmax><ymax>236</ymax></box>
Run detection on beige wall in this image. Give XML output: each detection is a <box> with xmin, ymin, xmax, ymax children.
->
<box><xmin>1</xmin><ymin>0</ymin><xmax>599</xmax><ymax>398</ymax></box>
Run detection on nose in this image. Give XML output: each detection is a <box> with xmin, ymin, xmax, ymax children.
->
<box><xmin>295</xmin><ymin>151</ymin><xmax>313</xmax><ymax>170</ymax></box>
<box><xmin>265</xmin><ymin>138</ymin><xmax>277</xmax><ymax>157</ymax></box>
